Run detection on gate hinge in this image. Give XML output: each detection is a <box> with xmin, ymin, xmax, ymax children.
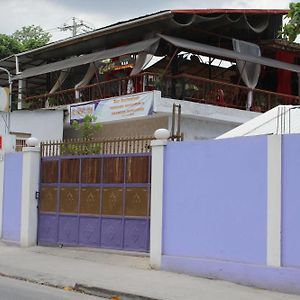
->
<box><xmin>35</xmin><ymin>191</ymin><xmax>40</xmax><ymax>200</ymax></box>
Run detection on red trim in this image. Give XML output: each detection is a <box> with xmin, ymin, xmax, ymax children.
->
<box><xmin>171</xmin><ymin>9</ymin><xmax>288</xmax><ymax>15</ymax></box>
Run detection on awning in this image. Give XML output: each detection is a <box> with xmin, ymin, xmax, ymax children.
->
<box><xmin>13</xmin><ymin>37</ymin><xmax>160</xmax><ymax>80</ymax></box>
<box><xmin>159</xmin><ymin>34</ymin><xmax>300</xmax><ymax>73</ymax></box>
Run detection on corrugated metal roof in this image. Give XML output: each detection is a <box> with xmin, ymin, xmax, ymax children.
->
<box><xmin>217</xmin><ymin>105</ymin><xmax>300</xmax><ymax>138</ymax></box>
<box><xmin>1</xmin><ymin>9</ymin><xmax>287</xmax><ymax>62</ymax></box>
<box><xmin>13</xmin><ymin>11</ymin><xmax>172</xmax><ymax>59</ymax></box>
<box><xmin>171</xmin><ymin>9</ymin><xmax>288</xmax><ymax>14</ymax></box>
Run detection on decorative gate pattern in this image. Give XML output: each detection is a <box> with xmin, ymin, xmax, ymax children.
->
<box><xmin>38</xmin><ymin>153</ymin><xmax>151</xmax><ymax>252</ymax></box>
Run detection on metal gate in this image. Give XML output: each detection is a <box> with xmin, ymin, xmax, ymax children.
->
<box><xmin>38</xmin><ymin>138</ymin><xmax>151</xmax><ymax>252</ymax></box>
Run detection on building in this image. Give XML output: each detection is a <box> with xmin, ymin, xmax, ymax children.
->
<box><xmin>0</xmin><ymin>9</ymin><xmax>299</xmax><ymax>141</ymax></box>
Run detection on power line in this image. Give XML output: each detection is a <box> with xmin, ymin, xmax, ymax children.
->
<box><xmin>57</xmin><ymin>17</ymin><xmax>95</xmax><ymax>37</ymax></box>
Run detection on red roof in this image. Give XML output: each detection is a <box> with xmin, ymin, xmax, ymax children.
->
<box><xmin>171</xmin><ymin>9</ymin><xmax>288</xmax><ymax>15</ymax></box>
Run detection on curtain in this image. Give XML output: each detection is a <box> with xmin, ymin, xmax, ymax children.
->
<box><xmin>45</xmin><ymin>69</ymin><xmax>70</xmax><ymax>108</ymax></box>
<box><xmin>75</xmin><ymin>63</ymin><xmax>98</xmax><ymax>99</ymax></box>
<box><xmin>130</xmin><ymin>52</ymin><xmax>154</xmax><ymax>76</ymax></box>
<box><xmin>49</xmin><ymin>69</ymin><xmax>70</xmax><ymax>94</ymax></box>
<box><xmin>232</xmin><ymin>39</ymin><xmax>261</xmax><ymax>110</ymax></box>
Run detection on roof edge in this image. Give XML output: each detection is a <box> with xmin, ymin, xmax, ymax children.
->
<box><xmin>171</xmin><ymin>9</ymin><xmax>288</xmax><ymax>14</ymax></box>
<box><xmin>14</xmin><ymin>10</ymin><xmax>172</xmax><ymax>59</ymax></box>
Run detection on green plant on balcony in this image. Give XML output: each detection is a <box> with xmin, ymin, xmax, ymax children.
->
<box><xmin>47</xmin><ymin>97</ymin><xmax>61</xmax><ymax>107</ymax></box>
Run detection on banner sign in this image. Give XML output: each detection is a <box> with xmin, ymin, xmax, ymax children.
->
<box><xmin>0</xmin><ymin>87</ymin><xmax>9</xmax><ymax>112</ymax></box>
<box><xmin>70</xmin><ymin>103</ymin><xmax>95</xmax><ymax>121</ymax></box>
<box><xmin>70</xmin><ymin>92</ymin><xmax>154</xmax><ymax>123</ymax></box>
<box><xmin>93</xmin><ymin>92</ymin><xmax>153</xmax><ymax>123</ymax></box>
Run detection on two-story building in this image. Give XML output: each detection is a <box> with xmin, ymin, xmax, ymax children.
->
<box><xmin>0</xmin><ymin>9</ymin><xmax>299</xmax><ymax>142</ymax></box>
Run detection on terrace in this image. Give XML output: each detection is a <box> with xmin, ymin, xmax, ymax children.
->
<box><xmin>23</xmin><ymin>71</ymin><xmax>300</xmax><ymax>113</ymax></box>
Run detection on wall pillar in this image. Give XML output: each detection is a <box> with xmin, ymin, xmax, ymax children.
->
<box><xmin>267</xmin><ymin>135</ymin><xmax>282</xmax><ymax>267</ymax></box>
<box><xmin>20</xmin><ymin>146</ymin><xmax>40</xmax><ymax>247</ymax></box>
<box><xmin>150</xmin><ymin>129</ymin><xmax>169</xmax><ymax>269</ymax></box>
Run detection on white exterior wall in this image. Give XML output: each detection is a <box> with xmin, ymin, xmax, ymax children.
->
<box><xmin>169</xmin><ymin>116</ymin><xmax>238</xmax><ymax>140</ymax></box>
<box><xmin>0</xmin><ymin>110</ymin><xmax>64</xmax><ymax>141</ymax></box>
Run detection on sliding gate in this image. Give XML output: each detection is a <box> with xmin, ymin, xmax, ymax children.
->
<box><xmin>38</xmin><ymin>143</ymin><xmax>151</xmax><ymax>252</ymax></box>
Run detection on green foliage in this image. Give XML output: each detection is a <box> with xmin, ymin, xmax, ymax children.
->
<box><xmin>0</xmin><ymin>25</ymin><xmax>51</xmax><ymax>59</ymax></box>
<box><xmin>281</xmin><ymin>2</ymin><xmax>300</xmax><ymax>42</ymax></box>
<box><xmin>0</xmin><ymin>34</ymin><xmax>22</xmax><ymax>59</ymax></box>
<box><xmin>61</xmin><ymin>114</ymin><xmax>103</xmax><ymax>155</ymax></box>
<box><xmin>72</xmin><ymin>115</ymin><xmax>102</xmax><ymax>140</ymax></box>
<box><xmin>12</xmin><ymin>25</ymin><xmax>51</xmax><ymax>52</ymax></box>
<box><xmin>60</xmin><ymin>143</ymin><xmax>102</xmax><ymax>156</ymax></box>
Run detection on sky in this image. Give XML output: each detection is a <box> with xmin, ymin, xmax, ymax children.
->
<box><xmin>0</xmin><ymin>0</ymin><xmax>295</xmax><ymax>41</ymax></box>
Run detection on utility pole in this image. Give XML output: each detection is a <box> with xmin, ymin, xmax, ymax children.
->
<box><xmin>58</xmin><ymin>17</ymin><xmax>94</xmax><ymax>37</ymax></box>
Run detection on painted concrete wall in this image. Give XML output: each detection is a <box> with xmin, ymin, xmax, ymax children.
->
<box><xmin>282</xmin><ymin>134</ymin><xmax>300</xmax><ymax>268</ymax></box>
<box><xmin>2</xmin><ymin>152</ymin><xmax>23</xmax><ymax>242</ymax></box>
<box><xmin>0</xmin><ymin>110</ymin><xmax>64</xmax><ymax>141</ymax></box>
<box><xmin>162</xmin><ymin>136</ymin><xmax>268</xmax><ymax>264</ymax></box>
<box><xmin>0</xmin><ymin>158</ymin><xmax>4</xmax><ymax>239</ymax></box>
<box><xmin>158</xmin><ymin>134</ymin><xmax>300</xmax><ymax>294</ymax></box>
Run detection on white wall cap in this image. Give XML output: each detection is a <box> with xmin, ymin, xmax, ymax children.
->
<box><xmin>22</xmin><ymin>147</ymin><xmax>40</xmax><ymax>153</ymax></box>
<box><xmin>154</xmin><ymin>128</ymin><xmax>170</xmax><ymax>140</ymax></box>
<box><xmin>151</xmin><ymin>140</ymin><xmax>168</xmax><ymax>147</ymax></box>
<box><xmin>26</xmin><ymin>137</ymin><xmax>39</xmax><ymax>147</ymax></box>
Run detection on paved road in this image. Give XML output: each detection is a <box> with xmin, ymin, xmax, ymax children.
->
<box><xmin>0</xmin><ymin>276</ymin><xmax>104</xmax><ymax>300</ymax></box>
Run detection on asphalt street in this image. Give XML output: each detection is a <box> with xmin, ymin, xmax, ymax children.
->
<box><xmin>0</xmin><ymin>276</ymin><xmax>104</xmax><ymax>300</ymax></box>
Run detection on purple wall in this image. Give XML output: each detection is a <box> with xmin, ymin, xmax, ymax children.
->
<box><xmin>2</xmin><ymin>153</ymin><xmax>23</xmax><ymax>242</ymax></box>
<box><xmin>282</xmin><ymin>134</ymin><xmax>300</xmax><ymax>268</ymax></box>
<box><xmin>162</xmin><ymin>136</ymin><xmax>268</xmax><ymax>264</ymax></box>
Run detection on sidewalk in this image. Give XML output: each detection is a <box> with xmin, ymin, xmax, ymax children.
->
<box><xmin>0</xmin><ymin>242</ymin><xmax>299</xmax><ymax>300</ymax></box>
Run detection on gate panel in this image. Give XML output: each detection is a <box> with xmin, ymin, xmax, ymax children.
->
<box><xmin>38</xmin><ymin>153</ymin><xmax>151</xmax><ymax>252</ymax></box>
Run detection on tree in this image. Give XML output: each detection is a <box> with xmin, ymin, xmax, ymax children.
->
<box><xmin>12</xmin><ymin>25</ymin><xmax>51</xmax><ymax>52</ymax></box>
<box><xmin>0</xmin><ymin>25</ymin><xmax>51</xmax><ymax>59</ymax></box>
<box><xmin>0</xmin><ymin>34</ymin><xmax>22</xmax><ymax>59</ymax></box>
<box><xmin>281</xmin><ymin>2</ymin><xmax>300</xmax><ymax>42</ymax></box>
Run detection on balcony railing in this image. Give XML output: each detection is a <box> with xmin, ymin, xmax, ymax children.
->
<box><xmin>23</xmin><ymin>72</ymin><xmax>300</xmax><ymax>112</ymax></box>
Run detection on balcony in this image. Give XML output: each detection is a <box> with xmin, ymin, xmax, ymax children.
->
<box><xmin>23</xmin><ymin>72</ymin><xmax>300</xmax><ymax>112</ymax></box>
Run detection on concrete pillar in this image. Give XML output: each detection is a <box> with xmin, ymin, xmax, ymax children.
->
<box><xmin>20</xmin><ymin>146</ymin><xmax>40</xmax><ymax>247</ymax></box>
<box><xmin>150</xmin><ymin>129</ymin><xmax>169</xmax><ymax>269</ymax></box>
<box><xmin>267</xmin><ymin>135</ymin><xmax>282</xmax><ymax>267</ymax></box>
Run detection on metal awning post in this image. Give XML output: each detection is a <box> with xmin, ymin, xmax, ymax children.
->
<box><xmin>0</xmin><ymin>67</ymin><xmax>12</xmax><ymax>133</ymax></box>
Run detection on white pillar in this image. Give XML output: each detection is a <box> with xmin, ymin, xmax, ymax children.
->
<box><xmin>17</xmin><ymin>80</ymin><xmax>23</xmax><ymax>110</ymax></box>
<box><xmin>16</xmin><ymin>55</ymin><xmax>23</xmax><ymax>110</ymax></box>
<box><xmin>150</xmin><ymin>129</ymin><xmax>169</xmax><ymax>269</ymax></box>
<box><xmin>20</xmin><ymin>146</ymin><xmax>40</xmax><ymax>247</ymax></box>
<box><xmin>267</xmin><ymin>135</ymin><xmax>282</xmax><ymax>267</ymax></box>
